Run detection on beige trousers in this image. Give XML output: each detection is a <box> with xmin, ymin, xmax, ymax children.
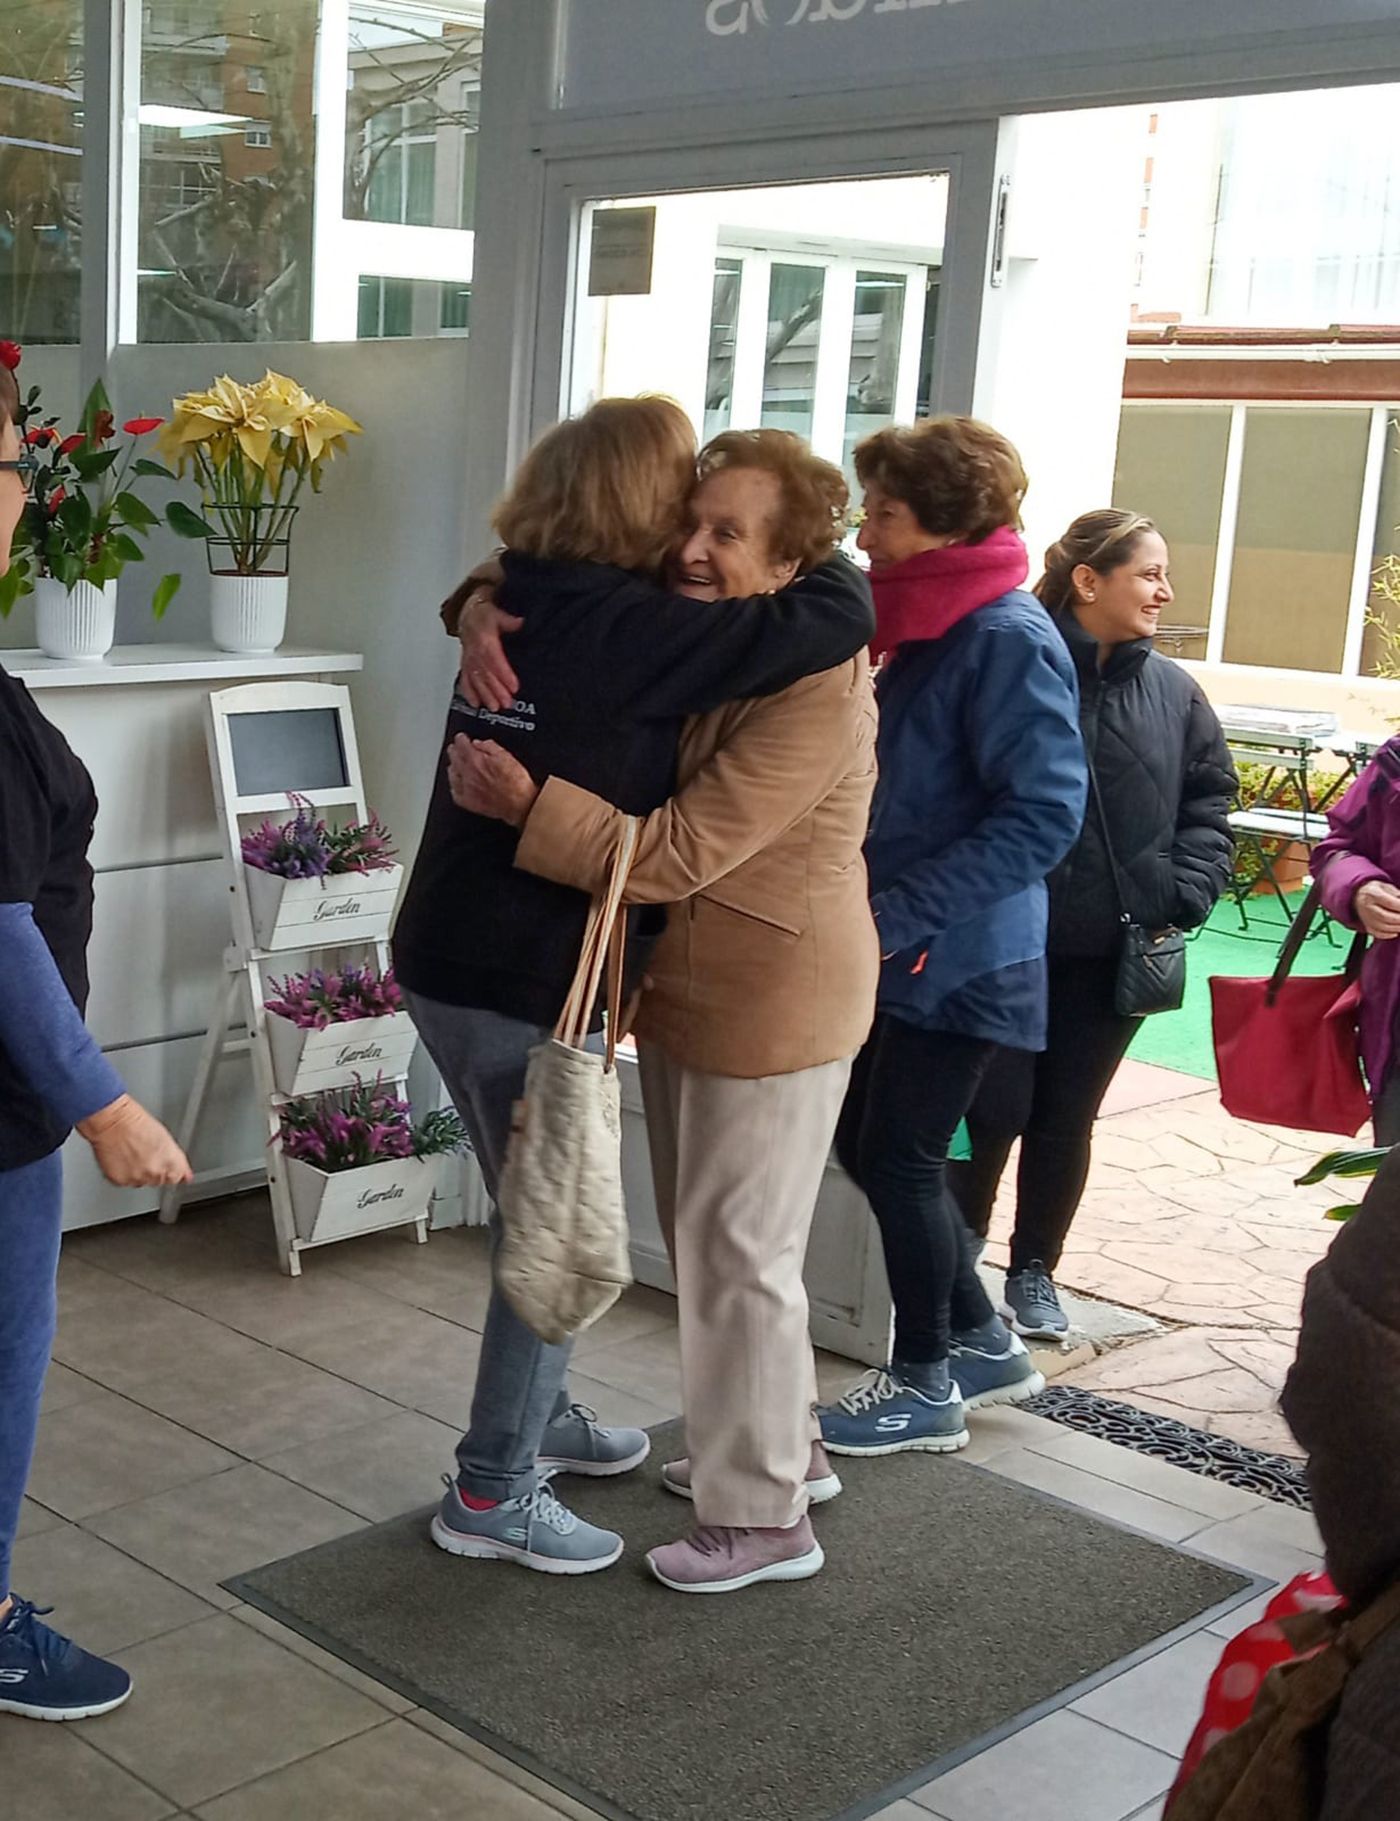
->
<box><xmin>636</xmin><ymin>1043</ymin><xmax>854</xmax><ymax>1529</ymax></box>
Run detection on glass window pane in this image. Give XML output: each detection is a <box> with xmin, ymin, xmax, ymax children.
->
<box><xmin>345</xmin><ymin>5</ymin><xmax>483</xmax><ymax>232</ymax></box>
<box><xmin>0</xmin><ymin>0</ymin><xmax>84</xmax><ymax>344</ymax></box>
<box><xmin>761</xmin><ymin>263</ymin><xmax>824</xmax><ymax>441</ymax></box>
<box><xmin>1112</xmin><ymin>405</ymin><xmax>1231</xmax><ymax>656</ymax></box>
<box><xmin>843</xmin><ymin>270</ymin><xmax>906</xmax><ymax>479</ymax></box>
<box><xmin>356</xmin><ymin>273</ymin><xmax>467</xmax><ymax>339</ymax></box>
<box><xmin>1223</xmin><ymin>408</ymin><xmax>1370</xmax><ymax>673</ymax></box>
<box><xmin>703</xmin><ymin>257</ymin><xmax>742</xmax><ymax>445</ymax></box>
<box><xmin>1363</xmin><ymin>413</ymin><xmax>1400</xmax><ymax>679</ymax></box>
<box><xmin>137</xmin><ymin>2</ymin><xmax>317</xmax><ymax>342</ymax></box>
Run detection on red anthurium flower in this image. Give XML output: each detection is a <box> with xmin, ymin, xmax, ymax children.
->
<box><xmin>91</xmin><ymin>410</ymin><xmax>115</xmax><ymax>444</ymax></box>
<box><xmin>48</xmin><ymin>485</ymin><xmax>67</xmax><ymax>514</ymax></box>
<box><xmin>57</xmin><ymin>433</ymin><xmax>85</xmax><ymax>456</ymax></box>
<box><xmin>0</xmin><ymin>340</ymin><xmax>20</xmax><ymax>372</ymax></box>
<box><xmin>24</xmin><ymin>426</ymin><xmax>55</xmax><ymax>447</ymax></box>
<box><xmin>122</xmin><ymin>416</ymin><xmax>164</xmax><ymax>436</ymax></box>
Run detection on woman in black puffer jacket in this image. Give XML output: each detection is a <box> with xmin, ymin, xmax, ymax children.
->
<box><xmin>951</xmin><ymin>509</ymin><xmax>1236</xmax><ymax>1339</ymax></box>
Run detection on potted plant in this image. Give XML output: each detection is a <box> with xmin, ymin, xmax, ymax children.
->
<box><xmin>277</xmin><ymin>1082</ymin><xmax>466</xmax><ymax>1243</ymax></box>
<box><xmin>0</xmin><ymin>344</ymin><xmax>180</xmax><ymax>661</ymax></box>
<box><xmin>162</xmin><ymin>370</ymin><xmax>361</xmax><ymax>655</ymax></box>
<box><xmin>264</xmin><ymin>962</ymin><xmax>417</xmax><ymax>1096</ymax></box>
<box><xmin>241</xmin><ymin>794</ymin><xmax>403</xmax><ymax>949</ymax></box>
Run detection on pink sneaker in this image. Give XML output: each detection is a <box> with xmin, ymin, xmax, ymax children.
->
<box><xmin>647</xmin><ymin>1518</ymin><xmax>824</xmax><ymax>1594</ymax></box>
<box><xmin>660</xmin><ymin>1442</ymin><xmax>842</xmax><ymax>1506</ymax></box>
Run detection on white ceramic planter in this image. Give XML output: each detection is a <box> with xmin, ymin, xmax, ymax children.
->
<box><xmin>283</xmin><ymin>1153</ymin><xmax>437</xmax><ymax>1244</ymax></box>
<box><xmin>210</xmin><ymin>573</ymin><xmax>288</xmax><ymax>654</ymax></box>
<box><xmin>244</xmin><ymin>862</ymin><xmax>404</xmax><ymax>951</ymax></box>
<box><xmin>266</xmin><ymin>1007</ymin><xmax>418</xmax><ymax>1096</ymax></box>
<box><xmin>34</xmin><ymin>577</ymin><xmax>117</xmax><ymax>662</ymax></box>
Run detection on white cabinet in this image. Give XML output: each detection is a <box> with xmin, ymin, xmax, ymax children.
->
<box><xmin>10</xmin><ymin>646</ymin><xmax>363</xmax><ymax>1231</ymax></box>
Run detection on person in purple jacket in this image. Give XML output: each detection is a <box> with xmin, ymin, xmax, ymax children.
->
<box><xmin>1314</xmin><ymin>738</ymin><xmax>1400</xmax><ymax>1142</ymax></box>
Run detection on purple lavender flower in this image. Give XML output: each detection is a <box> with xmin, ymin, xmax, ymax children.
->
<box><xmin>242</xmin><ymin>795</ymin><xmax>398</xmax><ymax>881</ymax></box>
<box><xmin>266</xmin><ymin>964</ymin><xmax>403</xmax><ymax>1030</ymax></box>
<box><xmin>278</xmin><ymin>1079</ymin><xmax>466</xmax><ymax>1174</ymax></box>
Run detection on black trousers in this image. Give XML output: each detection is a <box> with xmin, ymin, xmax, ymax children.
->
<box><xmin>835</xmin><ymin>1014</ymin><xmax>998</xmax><ymax>1365</ymax></box>
<box><xmin>949</xmin><ymin>956</ymin><xmax>1139</xmax><ymax>1274</ymax></box>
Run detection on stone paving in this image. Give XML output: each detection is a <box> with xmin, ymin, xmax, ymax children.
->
<box><xmin>978</xmin><ymin>1059</ymin><xmax>1354</xmax><ymax>1459</ymax></box>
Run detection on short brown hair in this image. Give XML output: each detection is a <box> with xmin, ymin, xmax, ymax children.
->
<box><xmin>1036</xmin><ymin>509</ymin><xmax>1158</xmax><ymax>614</ymax></box>
<box><xmin>493</xmin><ymin>395</ymin><xmax>696</xmax><ymax>575</ymax></box>
<box><xmin>696</xmin><ymin>428</ymin><xmax>848</xmax><ymax>572</ymax></box>
<box><xmin>854</xmin><ymin>416</ymin><xmax>1027</xmax><ymax>543</ymax></box>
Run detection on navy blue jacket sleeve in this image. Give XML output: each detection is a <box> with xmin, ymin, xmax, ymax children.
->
<box><xmin>871</xmin><ymin>625</ymin><xmax>1088</xmax><ymax>955</ymax></box>
<box><xmin>589</xmin><ymin>557</ymin><xmax>876</xmax><ymax>720</ymax></box>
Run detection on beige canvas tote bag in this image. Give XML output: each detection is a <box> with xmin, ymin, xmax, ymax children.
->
<box><xmin>496</xmin><ymin>816</ymin><xmax>639</xmax><ymax>1344</ymax></box>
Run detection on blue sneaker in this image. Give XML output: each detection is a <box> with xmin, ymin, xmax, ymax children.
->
<box><xmin>948</xmin><ymin>1325</ymin><xmax>1046</xmax><ymax>1410</ymax></box>
<box><xmin>537</xmin><ymin>1402</ymin><xmax>651</xmax><ymax>1478</ymax></box>
<box><xmin>0</xmin><ymin>1597</ymin><xmax>132</xmax><ymax>1721</ymax></box>
<box><xmin>818</xmin><ymin>1368</ymin><xmax>969</xmax><ymax>1456</ymax></box>
<box><xmin>430</xmin><ymin>1474</ymin><xmax>624</xmax><ymax>1574</ymax></box>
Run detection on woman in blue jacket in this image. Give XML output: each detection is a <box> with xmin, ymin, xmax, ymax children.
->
<box><xmin>819</xmin><ymin>417</ymin><xmax>1087</xmax><ymax>1458</ymax></box>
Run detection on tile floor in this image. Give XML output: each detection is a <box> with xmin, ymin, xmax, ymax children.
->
<box><xmin>985</xmin><ymin>1057</ymin><xmax>1347</xmax><ymax>1458</ymax></box>
<box><xmin>6</xmin><ymin>1195</ymin><xmax>1322</xmax><ymax>1821</ymax></box>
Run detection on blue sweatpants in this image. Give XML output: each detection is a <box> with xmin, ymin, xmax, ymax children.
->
<box><xmin>0</xmin><ymin>1151</ymin><xmax>63</xmax><ymax>1599</ymax></box>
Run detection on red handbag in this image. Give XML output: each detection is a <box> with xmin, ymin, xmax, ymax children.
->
<box><xmin>1210</xmin><ymin>883</ymin><xmax>1371</xmax><ymax>1136</ymax></box>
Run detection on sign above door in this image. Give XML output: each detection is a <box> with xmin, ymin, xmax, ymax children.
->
<box><xmin>557</xmin><ymin>0</ymin><xmax>1400</xmax><ymax>114</ymax></box>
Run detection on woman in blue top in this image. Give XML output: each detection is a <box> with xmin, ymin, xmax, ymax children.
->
<box><xmin>0</xmin><ymin>347</ymin><xmax>192</xmax><ymax>1723</ymax></box>
<box><xmin>818</xmin><ymin>417</ymin><xmax>1087</xmax><ymax>1458</ymax></box>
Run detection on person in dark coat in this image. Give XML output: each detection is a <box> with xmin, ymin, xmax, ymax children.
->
<box><xmin>816</xmin><ymin>418</ymin><xmax>1088</xmax><ymax>1459</ymax></box>
<box><xmin>1280</xmin><ymin>1148</ymin><xmax>1400</xmax><ymax>1819</ymax></box>
<box><xmin>951</xmin><ymin>509</ymin><xmax>1235</xmax><ymax>1339</ymax></box>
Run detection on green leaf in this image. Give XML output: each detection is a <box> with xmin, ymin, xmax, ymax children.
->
<box><xmin>79</xmin><ymin>378</ymin><xmax>112</xmax><ymax>437</ymax></box>
<box><xmin>56</xmin><ymin>493</ymin><xmax>93</xmax><ymax>541</ymax></box>
<box><xmin>114</xmin><ymin>490</ymin><xmax>158</xmax><ymax>531</ymax></box>
<box><xmin>0</xmin><ymin>561</ymin><xmax>29</xmax><ymax>618</ymax></box>
<box><xmin>133</xmin><ymin>458</ymin><xmax>175</xmax><ymax>481</ymax></box>
<box><xmin>1295</xmin><ymin>1146</ymin><xmax>1392</xmax><ymax>1186</ymax></box>
<box><xmin>166</xmin><ymin>499</ymin><xmax>216</xmax><ymax>539</ymax></box>
<box><xmin>1325</xmin><ymin>1203</ymin><xmax>1363</xmax><ymax>1222</ymax></box>
<box><xmin>51</xmin><ymin>553</ymin><xmax>83</xmax><ymax>589</ymax></box>
<box><xmin>108</xmin><ymin>532</ymin><xmax>145</xmax><ymax>565</ymax></box>
<box><xmin>150</xmin><ymin>572</ymin><xmax>181</xmax><ymax>621</ymax></box>
<box><xmin>85</xmin><ymin>549</ymin><xmax>122</xmax><ymax>587</ymax></box>
<box><xmin>69</xmin><ymin>447</ymin><xmax>119</xmax><ymax>481</ymax></box>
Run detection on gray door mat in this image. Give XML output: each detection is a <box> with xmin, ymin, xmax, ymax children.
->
<box><xmin>229</xmin><ymin>1420</ymin><xmax>1254</xmax><ymax>1821</ymax></box>
<box><xmin>1024</xmin><ymin>1386</ymin><xmax>1312</xmax><ymax>1509</ymax></box>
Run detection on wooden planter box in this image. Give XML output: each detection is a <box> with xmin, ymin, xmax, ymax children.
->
<box><xmin>283</xmin><ymin>1153</ymin><xmax>437</xmax><ymax>1245</ymax></box>
<box><xmin>244</xmin><ymin>862</ymin><xmax>403</xmax><ymax>951</ymax></box>
<box><xmin>266</xmin><ymin>1008</ymin><xmax>418</xmax><ymax>1097</ymax></box>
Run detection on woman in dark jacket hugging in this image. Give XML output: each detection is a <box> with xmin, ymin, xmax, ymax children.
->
<box><xmin>818</xmin><ymin>418</ymin><xmax>1088</xmax><ymax>1458</ymax></box>
<box><xmin>952</xmin><ymin>509</ymin><xmax>1236</xmax><ymax>1340</ymax></box>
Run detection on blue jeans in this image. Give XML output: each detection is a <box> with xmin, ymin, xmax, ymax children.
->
<box><xmin>0</xmin><ymin>1150</ymin><xmax>64</xmax><ymax>1599</ymax></box>
<box><xmin>403</xmin><ymin>991</ymin><xmax>575</xmax><ymax>1501</ymax></box>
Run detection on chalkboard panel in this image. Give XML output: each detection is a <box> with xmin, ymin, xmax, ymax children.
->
<box><xmin>228</xmin><ymin>708</ymin><xmax>349</xmax><ymax>797</ymax></box>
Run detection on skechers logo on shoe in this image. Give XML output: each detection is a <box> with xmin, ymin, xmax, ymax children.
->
<box><xmin>875</xmin><ymin>1414</ymin><xmax>912</xmax><ymax>1432</ymax></box>
<box><xmin>506</xmin><ymin>1527</ymin><xmax>528</xmax><ymax>1542</ymax></box>
<box><xmin>0</xmin><ymin>1669</ymin><xmax>30</xmax><ymax>1683</ymax></box>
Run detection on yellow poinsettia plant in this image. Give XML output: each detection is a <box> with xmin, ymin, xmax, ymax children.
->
<box><xmin>162</xmin><ymin>371</ymin><xmax>361</xmax><ymax>575</ymax></box>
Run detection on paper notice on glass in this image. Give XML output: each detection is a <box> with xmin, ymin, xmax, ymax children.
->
<box><xmin>588</xmin><ymin>207</ymin><xmax>657</xmax><ymax>296</ymax></box>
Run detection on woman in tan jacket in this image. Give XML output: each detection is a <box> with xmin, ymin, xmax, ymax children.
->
<box><xmin>451</xmin><ymin>430</ymin><xmax>879</xmax><ymax>1594</ymax></box>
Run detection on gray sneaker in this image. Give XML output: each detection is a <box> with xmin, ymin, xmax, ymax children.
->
<box><xmin>537</xmin><ymin>1402</ymin><xmax>651</xmax><ymax>1478</ymax></box>
<box><xmin>1001</xmin><ymin>1263</ymin><xmax>1070</xmax><ymax>1340</ymax></box>
<box><xmin>430</xmin><ymin>1474</ymin><xmax>623</xmax><ymax>1575</ymax></box>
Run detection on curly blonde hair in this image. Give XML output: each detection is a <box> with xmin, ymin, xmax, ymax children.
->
<box><xmin>854</xmin><ymin>416</ymin><xmax>1027</xmax><ymax>544</ymax></box>
<box><xmin>697</xmin><ymin>427</ymin><xmax>848</xmax><ymax>572</ymax></box>
<box><xmin>493</xmin><ymin>395</ymin><xmax>696</xmax><ymax>575</ymax></box>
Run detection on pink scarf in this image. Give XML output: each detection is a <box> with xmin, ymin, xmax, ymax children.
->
<box><xmin>869</xmin><ymin>525</ymin><xmax>1030</xmax><ymax>663</ymax></box>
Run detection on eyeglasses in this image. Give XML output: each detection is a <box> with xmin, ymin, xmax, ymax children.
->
<box><xmin>0</xmin><ymin>453</ymin><xmax>39</xmax><ymax>492</ymax></box>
